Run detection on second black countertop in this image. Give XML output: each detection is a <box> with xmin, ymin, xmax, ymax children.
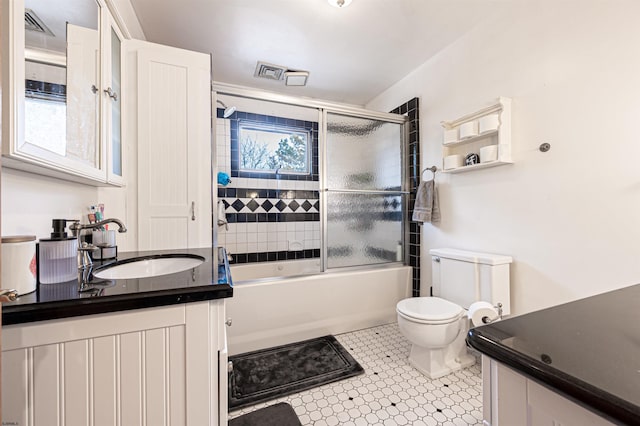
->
<box><xmin>2</xmin><ymin>247</ymin><xmax>233</xmax><ymax>326</ymax></box>
<box><xmin>467</xmin><ymin>284</ymin><xmax>640</xmax><ymax>425</ymax></box>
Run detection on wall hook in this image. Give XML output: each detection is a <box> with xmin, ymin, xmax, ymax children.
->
<box><xmin>539</xmin><ymin>143</ymin><xmax>551</xmax><ymax>152</ymax></box>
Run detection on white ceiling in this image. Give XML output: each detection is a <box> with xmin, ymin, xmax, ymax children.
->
<box><xmin>129</xmin><ymin>0</ymin><xmax>509</xmax><ymax>105</ymax></box>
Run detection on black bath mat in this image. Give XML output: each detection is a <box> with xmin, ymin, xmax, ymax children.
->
<box><xmin>229</xmin><ymin>402</ymin><xmax>302</xmax><ymax>426</ymax></box>
<box><xmin>229</xmin><ymin>335</ymin><xmax>364</xmax><ymax>410</ymax></box>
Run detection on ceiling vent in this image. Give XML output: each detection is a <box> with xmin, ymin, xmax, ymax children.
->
<box><xmin>254</xmin><ymin>61</ymin><xmax>287</xmax><ymax>81</ymax></box>
<box><xmin>25</xmin><ymin>9</ymin><xmax>54</xmax><ymax>36</ymax></box>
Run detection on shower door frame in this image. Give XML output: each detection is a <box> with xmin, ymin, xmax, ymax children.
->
<box><xmin>212</xmin><ymin>83</ymin><xmax>410</xmax><ymax>274</ymax></box>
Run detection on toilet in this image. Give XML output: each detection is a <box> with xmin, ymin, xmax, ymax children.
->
<box><xmin>397</xmin><ymin>248</ymin><xmax>512</xmax><ymax>379</ymax></box>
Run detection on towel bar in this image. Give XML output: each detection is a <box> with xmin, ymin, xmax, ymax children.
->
<box><xmin>421</xmin><ymin>166</ymin><xmax>437</xmax><ymax>179</ymax></box>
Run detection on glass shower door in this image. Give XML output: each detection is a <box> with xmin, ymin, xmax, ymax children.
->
<box><xmin>324</xmin><ymin>112</ymin><xmax>406</xmax><ymax>269</ymax></box>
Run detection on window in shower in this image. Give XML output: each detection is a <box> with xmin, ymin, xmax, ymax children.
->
<box><xmin>238</xmin><ymin>121</ymin><xmax>310</xmax><ymax>175</ymax></box>
<box><xmin>227</xmin><ymin>111</ymin><xmax>319</xmax><ymax>181</ymax></box>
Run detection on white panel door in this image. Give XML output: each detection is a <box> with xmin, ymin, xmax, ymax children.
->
<box><xmin>136</xmin><ymin>42</ymin><xmax>211</xmax><ymax>251</ymax></box>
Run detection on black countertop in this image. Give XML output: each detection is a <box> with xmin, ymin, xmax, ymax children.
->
<box><xmin>2</xmin><ymin>247</ymin><xmax>233</xmax><ymax>326</ymax></box>
<box><xmin>467</xmin><ymin>284</ymin><xmax>640</xmax><ymax>425</ymax></box>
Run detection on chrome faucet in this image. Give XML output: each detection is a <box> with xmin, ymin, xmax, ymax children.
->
<box><xmin>69</xmin><ymin>218</ymin><xmax>127</xmax><ymax>270</ymax></box>
<box><xmin>69</xmin><ymin>218</ymin><xmax>127</xmax><ymax>237</ymax></box>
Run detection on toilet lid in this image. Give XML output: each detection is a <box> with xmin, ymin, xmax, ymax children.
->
<box><xmin>396</xmin><ymin>297</ymin><xmax>464</xmax><ymax>322</ymax></box>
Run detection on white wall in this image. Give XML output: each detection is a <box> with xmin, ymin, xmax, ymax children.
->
<box><xmin>367</xmin><ymin>0</ymin><xmax>640</xmax><ymax>314</ymax></box>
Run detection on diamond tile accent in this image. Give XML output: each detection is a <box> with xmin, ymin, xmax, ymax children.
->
<box><xmin>301</xmin><ymin>200</ymin><xmax>312</xmax><ymax>211</ymax></box>
<box><xmin>230</xmin><ymin>323</ymin><xmax>483</xmax><ymax>425</ymax></box>
<box><xmin>246</xmin><ymin>199</ymin><xmax>260</xmax><ymax>212</ymax></box>
<box><xmin>261</xmin><ymin>200</ymin><xmax>274</xmax><ymax>211</ymax></box>
<box><xmin>231</xmin><ymin>199</ymin><xmax>245</xmax><ymax>212</ymax></box>
<box><xmin>288</xmin><ymin>200</ymin><xmax>300</xmax><ymax>211</ymax></box>
<box><xmin>313</xmin><ymin>201</ymin><xmax>320</xmax><ymax>210</ymax></box>
<box><xmin>275</xmin><ymin>200</ymin><xmax>287</xmax><ymax>212</ymax></box>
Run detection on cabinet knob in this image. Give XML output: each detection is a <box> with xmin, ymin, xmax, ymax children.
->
<box><xmin>103</xmin><ymin>87</ymin><xmax>118</xmax><ymax>101</ymax></box>
<box><xmin>225</xmin><ymin>318</ymin><xmax>232</xmax><ymax>327</ymax></box>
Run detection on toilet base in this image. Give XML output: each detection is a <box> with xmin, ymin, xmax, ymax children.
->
<box><xmin>408</xmin><ymin>343</ymin><xmax>476</xmax><ymax>379</ymax></box>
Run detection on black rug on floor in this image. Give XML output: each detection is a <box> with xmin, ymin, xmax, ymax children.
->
<box><xmin>229</xmin><ymin>402</ymin><xmax>302</xmax><ymax>426</ymax></box>
<box><xmin>229</xmin><ymin>335</ymin><xmax>364</xmax><ymax>410</ymax></box>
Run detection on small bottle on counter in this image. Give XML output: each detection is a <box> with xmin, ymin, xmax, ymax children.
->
<box><xmin>38</xmin><ymin>219</ymin><xmax>78</xmax><ymax>284</ymax></box>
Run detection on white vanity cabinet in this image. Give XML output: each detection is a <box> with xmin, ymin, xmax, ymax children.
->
<box><xmin>1</xmin><ymin>300</ymin><xmax>229</xmax><ymax>426</ymax></box>
<box><xmin>482</xmin><ymin>356</ymin><xmax>615</xmax><ymax>426</ymax></box>
<box><xmin>1</xmin><ymin>0</ymin><xmax>125</xmax><ymax>186</ymax></box>
<box><xmin>441</xmin><ymin>97</ymin><xmax>512</xmax><ymax>173</ymax></box>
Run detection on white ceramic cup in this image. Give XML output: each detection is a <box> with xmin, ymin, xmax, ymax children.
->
<box><xmin>1</xmin><ymin>236</ymin><xmax>37</xmax><ymax>295</ymax></box>
<box><xmin>443</xmin><ymin>154</ymin><xmax>464</xmax><ymax>170</ymax></box>
<box><xmin>479</xmin><ymin>114</ymin><xmax>500</xmax><ymax>134</ymax></box>
<box><xmin>480</xmin><ymin>145</ymin><xmax>498</xmax><ymax>163</ymax></box>
<box><xmin>443</xmin><ymin>128</ymin><xmax>458</xmax><ymax>144</ymax></box>
<box><xmin>459</xmin><ymin>121</ymin><xmax>479</xmax><ymax>139</ymax></box>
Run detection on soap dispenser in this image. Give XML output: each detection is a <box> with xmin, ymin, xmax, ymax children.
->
<box><xmin>38</xmin><ymin>219</ymin><xmax>78</xmax><ymax>284</ymax></box>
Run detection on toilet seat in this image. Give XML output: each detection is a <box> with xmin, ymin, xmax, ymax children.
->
<box><xmin>397</xmin><ymin>297</ymin><xmax>465</xmax><ymax>324</ymax></box>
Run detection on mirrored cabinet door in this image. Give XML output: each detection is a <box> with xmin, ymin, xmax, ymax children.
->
<box><xmin>2</xmin><ymin>0</ymin><xmax>126</xmax><ymax>186</ymax></box>
<box><xmin>22</xmin><ymin>0</ymin><xmax>103</xmax><ymax>178</ymax></box>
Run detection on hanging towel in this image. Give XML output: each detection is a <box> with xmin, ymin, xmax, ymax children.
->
<box><xmin>412</xmin><ymin>179</ymin><xmax>440</xmax><ymax>223</ymax></box>
<box><xmin>217</xmin><ymin>200</ymin><xmax>229</xmax><ymax>230</ymax></box>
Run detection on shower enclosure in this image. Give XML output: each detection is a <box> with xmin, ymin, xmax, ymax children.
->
<box><xmin>214</xmin><ymin>88</ymin><xmax>408</xmax><ymax>278</ymax></box>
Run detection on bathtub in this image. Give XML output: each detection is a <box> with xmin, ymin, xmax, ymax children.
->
<box><xmin>226</xmin><ymin>261</ymin><xmax>412</xmax><ymax>355</ymax></box>
<box><xmin>230</xmin><ymin>258</ymin><xmax>322</xmax><ymax>282</ymax></box>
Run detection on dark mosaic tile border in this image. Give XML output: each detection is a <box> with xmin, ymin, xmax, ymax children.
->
<box><xmin>217</xmin><ymin>108</ymin><xmax>319</xmax><ymax>181</ymax></box>
<box><xmin>230</xmin><ymin>249</ymin><xmax>321</xmax><ymax>265</ymax></box>
<box><xmin>218</xmin><ymin>188</ymin><xmax>320</xmax><ymax>200</ymax></box>
<box><xmin>224</xmin><ymin>212</ymin><xmax>320</xmax><ymax>223</ymax></box>
<box><xmin>391</xmin><ymin>97</ymin><xmax>421</xmax><ymax>297</ymax></box>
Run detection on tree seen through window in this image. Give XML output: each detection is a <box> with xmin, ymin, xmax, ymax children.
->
<box><xmin>239</xmin><ymin>123</ymin><xmax>309</xmax><ymax>174</ymax></box>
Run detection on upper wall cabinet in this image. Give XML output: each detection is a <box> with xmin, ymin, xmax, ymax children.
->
<box><xmin>1</xmin><ymin>0</ymin><xmax>125</xmax><ymax>186</ymax></box>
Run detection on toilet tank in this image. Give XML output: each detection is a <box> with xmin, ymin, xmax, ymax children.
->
<box><xmin>430</xmin><ymin>248</ymin><xmax>512</xmax><ymax>315</ymax></box>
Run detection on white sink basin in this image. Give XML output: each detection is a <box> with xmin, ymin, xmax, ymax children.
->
<box><xmin>93</xmin><ymin>255</ymin><xmax>205</xmax><ymax>280</ymax></box>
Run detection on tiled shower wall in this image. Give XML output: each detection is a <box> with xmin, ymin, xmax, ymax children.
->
<box><xmin>391</xmin><ymin>98</ymin><xmax>421</xmax><ymax>297</ymax></box>
<box><xmin>216</xmin><ymin>109</ymin><xmax>321</xmax><ymax>264</ymax></box>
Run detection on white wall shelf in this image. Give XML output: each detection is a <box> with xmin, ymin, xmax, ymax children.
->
<box><xmin>440</xmin><ymin>97</ymin><xmax>512</xmax><ymax>173</ymax></box>
<box><xmin>443</xmin><ymin>159</ymin><xmax>513</xmax><ymax>174</ymax></box>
